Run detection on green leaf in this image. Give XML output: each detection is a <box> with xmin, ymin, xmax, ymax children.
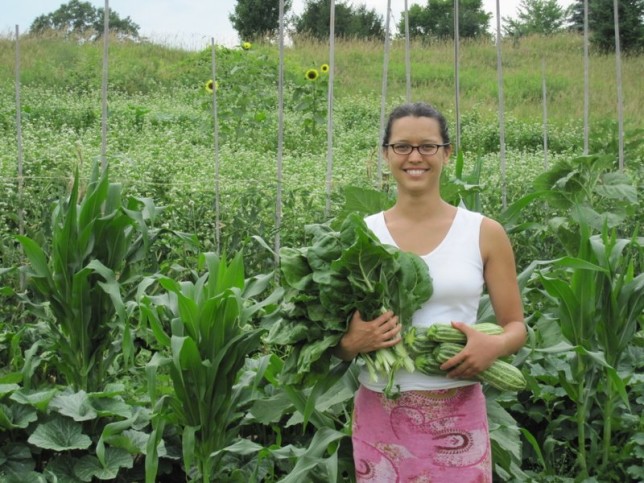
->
<box><xmin>28</xmin><ymin>416</ymin><xmax>92</xmax><ymax>451</ymax></box>
<box><xmin>0</xmin><ymin>443</ymin><xmax>35</xmax><ymax>475</ymax></box>
<box><xmin>0</xmin><ymin>402</ymin><xmax>38</xmax><ymax>429</ymax></box>
<box><xmin>10</xmin><ymin>388</ymin><xmax>58</xmax><ymax>411</ymax></box>
<box><xmin>50</xmin><ymin>390</ymin><xmax>98</xmax><ymax>422</ymax></box>
<box><xmin>16</xmin><ymin>236</ymin><xmax>52</xmax><ymax>279</ymax></box>
<box><xmin>0</xmin><ymin>383</ymin><xmax>20</xmax><ymax>397</ymax></box>
<box><xmin>44</xmin><ymin>455</ymin><xmax>84</xmax><ymax>483</ymax></box>
<box><xmin>73</xmin><ymin>448</ymin><xmax>133</xmax><ymax>481</ymax></box>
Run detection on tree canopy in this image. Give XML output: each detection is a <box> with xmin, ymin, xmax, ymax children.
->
<box><xmin>294</xmin><ymin>0</ymin><xmax>384</xmax><ymax>40</ymax></box>
<box><xmin>229</xmin><ymin>0</ymin><xmax>293</xmax><ymax>41</ymax></box>
<box><xmin>398</xmin><ymin>0</ymin><xmax>491</xmax><ymax>40</ymax></box>
<box><xmin>567</xmin><ymin>0</ymin><xmax>644</xmax><ymax>52</ymax></box>
<box><xmin>29</xmin><ymin>0</ymin><xmax>139</xmax><ymax>40</ymax></box>
<box><xmin>503</xmin><ymin>0</ymin><xmax>567</xmax><ymax>37</ymax></box>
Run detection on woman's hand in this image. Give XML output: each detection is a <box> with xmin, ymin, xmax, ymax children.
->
<box><xmin>334</xmin><ymin>310</ymin><xmax>401</xmax><ymax>361</ymax></box>
<box><xmin>439</xmin><ymin>321</ymin><xmax>506</xmax><ymax>379</ymax></box>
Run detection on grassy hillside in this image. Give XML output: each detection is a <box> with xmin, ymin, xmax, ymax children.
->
<box><xmin>0</xmin><ymin>32</ymin><xmax>642</xmax><ymax>126</ymax></box>
<box><xmin>0</xmin><ymin>32</ymin><xmax>641</xmax><ymax>271</ymax></box>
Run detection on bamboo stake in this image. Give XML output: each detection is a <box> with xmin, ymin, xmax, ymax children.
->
<box><xmin>15</xmin><ymin>25</ymin><xmax>25</xmax><ymax>289</ymax></box>
<box><xmin>454</xmin><ymin>0</ymin><xmax>461</xmax><ymax>152</ymax></box>
<box><xmin>495</xmin><ymin>0</ymin><xmax>507</xmax><ymax>209</ymax></box>
<box><xmin>275</xmin><ymin>0</ymin><xmax>286</xmax><ymax>269</ymax></box>
<box><xmin>377</xmin><ymin>0</ymin><xmax>392</xmax><ymax>186</ymax></box>
<box><xmin>404</xmin><ymin>0</ymin><xmax>411</xmax><ymax>102</ymax></box>
<box><xmin>542</xmin><ymin>58</ymin><xmax>549</xmax><ymax>169</ymax></box>
<box><xmin>101</xmin><ymin>0</ymin><xmax>109</xmax><ymax>169</ymax></box>
<box><xmin>612</xmin><ymin>0</ymin><xmax>625</xmax><ymax>169</ymax></box>
<box><xmin>583</xmin><ymin>0</ymin><xmax>590</xmax><ymax>155</ymax></box>
<box><xmin>210</xmin><ymin>39</ymin><xmax>221</xmax><ymax>253</ymax></box>
<box><xmin>324</xmin><ymin>0</ymin><xmax>336</xmax><ymax>217</ymax></box>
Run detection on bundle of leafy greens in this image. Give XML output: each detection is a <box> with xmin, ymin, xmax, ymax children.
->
<box><xmin>265</xmin><ymin>212</ymin><xmax>433</xmax><ymax>398</ymax></box>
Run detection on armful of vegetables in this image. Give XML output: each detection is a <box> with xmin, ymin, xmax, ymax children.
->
<box><xmin>264</xmin><ymin>212</ymin><xmax>433</xmax><ymax>399</ymax></box>
<box><xmin>405</xmin><ymin>323</ymin><xmax>527</xmax><ymax>392</ymax></box>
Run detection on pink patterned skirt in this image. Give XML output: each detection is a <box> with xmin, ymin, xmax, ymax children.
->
<box><xmin>352</xmin><ymin>384</ymin><xmax>492</xmax><ymax>482</ymax></box>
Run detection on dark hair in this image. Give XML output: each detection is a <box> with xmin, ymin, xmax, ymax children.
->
<box><xmin>382</xmin><ymin>102</ymin><xmax>450</xmax><ymax>146</ymax></box>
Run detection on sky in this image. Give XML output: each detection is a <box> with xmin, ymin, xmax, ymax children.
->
<box><xmin>2</xmin><ymin>0</ymin><xmax>577</xmax><ymax>50</ymax></box>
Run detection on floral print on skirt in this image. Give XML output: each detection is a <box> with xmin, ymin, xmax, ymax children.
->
<box><xmin>352</xmin><ymin>384</ymin><xmax>492</xmax><ymax>483</ymax></box>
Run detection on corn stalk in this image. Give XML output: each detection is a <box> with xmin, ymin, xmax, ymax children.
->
<box><xmin>16</xmin><ymin>161</ymin><xmax>158</xmax><ymax>392</ymax></box>
<box><xmin>141</xmin><ymin>252</ymin><xmax>281</xmax><ymax>482</ymax></box>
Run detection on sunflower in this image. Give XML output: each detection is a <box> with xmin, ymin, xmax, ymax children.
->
<box><xmin>205</xmin><ymin>79</ymin><xmax>219</xmax><ymax>93</ymax></box>
<box><xmin>320</xmin><ymin>63</ymin><xmax>330</xmax><ymax>73</ymax></box>
<box><xmin>305</xmin><ymin>68</ymin><xmax>319</xmax><ymax>81</ymax></box>
<box><xmin>242</xmin><ymin>41</ymin><xmax>252</xmax><ymax>50</ymax></box>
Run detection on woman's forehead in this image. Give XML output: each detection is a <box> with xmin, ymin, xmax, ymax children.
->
<box><xmin>390</xmin><ymin>116</ymin><xmax>441</xmax><ymax>136</ymax></box>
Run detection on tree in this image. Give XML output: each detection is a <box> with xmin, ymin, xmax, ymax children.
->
<box><xmin>229</xmin><ymin>0</ymin><xmax>292</xmax><ymax>41</ymax></box>
<box><xmin>567</xmin><ymin>0</ymin><xmax>644</xmax><ymax>53</ymax></box>
<box><xmin>294</xmin><ymin>0</ymin><xmax>384</xmax><ymax>40</ymax></box>
<box><xmin>398</xmin><ymin>0</ymin><xmax>491</xmax><ymax>40</ymax></box>
<box><xmin>503</xmin><ymin>0</ymin><xmax>567</xmax><ymax>37</ymax></box>
<box><xmin>29</xmin><ymin>0</ymin><xmax>139</xmax><ymax>40</ymax></box>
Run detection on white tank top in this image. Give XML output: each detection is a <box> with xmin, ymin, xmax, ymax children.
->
<box><xmin>358</xmin><ymin>207</ymin><xmax>484</xmax><ymax>392</ymax></box>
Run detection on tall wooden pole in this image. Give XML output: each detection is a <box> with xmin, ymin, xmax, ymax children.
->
<box><xmin>377</xmin><ymin>0</ymin><xmax>392</xmax><ymax>186</ymax></box>
<box><xmin>100</xmin><ymin>1</ymin><xmax>109</xmax><ymax>169</ymax></box>
<box><xmin>325</xmin><ymin>1</ymin><xmax>336</xmax><ymax>216</ymax></box>
<box><xmin>210</xmin><ymin>40</ymin><xmax>221</xmax><ymax>253</ymax></box>
<box><xmin>495</xmin><ymin>0</ymin><xmax>507</xmax><ymax>209</ymax></box>
<box><xmin>454</xmin><ymin>0</ymin><xmax>461</xmax><ymax>152</ymax></box>
<box><xmin>612</xmin><ymin>0</ymin><xmax>624</xmax><ymax>169</ymax></box>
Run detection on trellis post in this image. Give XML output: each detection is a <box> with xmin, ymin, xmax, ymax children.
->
<box><xmin>275</xmin><ymin>0</ymin><xmax>286</xmax><ymax>269</ymax></box>
<box><xmin>613</xmin><ymin>0</ymin><xmax>625</xmax><ymax>169</ymax></box>
<box><xmin>495</xmin><ymin>0</ymin><xmax>507</xmax><ymax>209</ymax></box>
<box><xmin>454</xmin><ymin>0</ymin><xmax>461</xmax><ymax>152</ymax></box>
<box><xmin>210</xmin><ymin>39</ymin><xmax>221</xmax><ymax>253</ymax></box>
<box><xmin>101</xmin><ymin>0</ymin><xmax>109</xmax><ymax>169</ymax></box>
<box><xmin>324</xmin><ymin>0</ymin><xmax>336</xmax><ymax>217</ymax></box>
<box><xmin>377</xmin><ymin>0</ymin><xmax>392</xmax><ymax>186</ymax></box>
<box><xmin>15</xmin><ymin>25</ymin><xmax>25</xmax><ymax>289</ymax></box>
<box><xmin>404</xmin><ymin>0</ymin><xmax>411</xmax><ymax>102</ymax></box>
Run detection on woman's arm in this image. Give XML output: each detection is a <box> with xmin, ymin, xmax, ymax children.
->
<box><xmin>441</xmin><ymin>217</ymin><xmax>527</xmax><ymax>379</ymax></box>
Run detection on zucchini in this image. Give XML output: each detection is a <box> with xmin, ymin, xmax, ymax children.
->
<box><xmin>414</xmin><ymin>354</ymin><xmax>443</xmax><ymax>376</ymax></box>
<box><xmin>433</xmin><ymin>342</ymin><xmax>526</xmax><ymax>392</ymax></box>
<box><xmin>426</xmin><ymin>322</ymin><xmax>504</xmax><ymax>343</ymax></box>
<box><xmin>403</xmin><ymin>327</ymin><xmax>438</xmax><ymax>356</ymax></box>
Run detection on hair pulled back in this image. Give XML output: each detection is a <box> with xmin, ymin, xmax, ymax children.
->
<box><xmin>382</xmin><ymin>102</ymin><xmax>450</xmax><ymax>146</ymax></box>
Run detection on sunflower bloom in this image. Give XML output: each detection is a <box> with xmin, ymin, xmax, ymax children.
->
<box><xmin>205</xmin><ymin>79</ymin><xmax>218</xmax><ymax>93</ymax></box>
<box><xmin>320</xmin><ymin>63</ymin><xmax>330</xmax><ymax>73</ymax></box>
<box><xmin>305</xmin><ymin>68</ymin><xmax>319</xmax><ymax>81</ymax></box>
<box><xmin>242</xmin><ymin>41</ymin><xmax>252</xmax><ymax>50</ymax></box>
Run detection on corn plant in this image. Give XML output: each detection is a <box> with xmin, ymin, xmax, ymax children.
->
<box><xmin>526</xmin><ymin>153</ymin><xmax>642</xmax><ymax>478</ymax></box>
<box><xmin>16</xmin><ymin>161</ymin><xmax>160</xmax><ymax>393</ymax></box>
<box><xmin>140</xmin><ymin>252</ymin><xmax>281</xmax><ymax>482</ymax></box>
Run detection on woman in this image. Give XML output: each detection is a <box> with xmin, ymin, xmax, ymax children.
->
<box><xmin>334</xmin><ymin>102</ymin><xmax>527</xmax><ymax>482</ymax></box>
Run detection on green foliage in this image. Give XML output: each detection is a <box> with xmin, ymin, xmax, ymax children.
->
<box><xmin>229</xmin><ymin>0</ymin><xmax>292</xmax><ymax>41</ymax></box>
<box><xmin>139</xmin><ymin>252</ymin><xmax>281</xmax><ymax>482</ymax></box>
<box><xmin>398</xmin><ymin>0</ymin><xmax>492</xmax><ymax>39</ymax></box>
<box><xmin>15</xmin><ymin>161</ymin><xmax>163</xmax><ymax>392</ymax></box>
<box><xmin>266</xmin><ymin>213</ymin><xmax>432</xmax><ymax>398</ymax></box>
<box><xmin>567</xmin><ymin>0</ymin><xmax>644</xmax><ymax>53</ymax></box>
<box><xmin>294</xmin><ymin>0</ymin><xmax>385</xmax><ymax>40</ymax></box>
<box><xmin>29</xmin><ymin>0</ymin><xmax>140</xmax><ymax>40</ymax></box>
<box><xmin>504</xmin><ymin>0</ymin><xmax>567</xmax><ymax>37</ymax></box>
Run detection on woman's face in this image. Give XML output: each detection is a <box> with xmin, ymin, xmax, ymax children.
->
<box><xmin>384</xmin><ymin>115</ymin><xmax>451</xmax><ymax>194</ymax></box>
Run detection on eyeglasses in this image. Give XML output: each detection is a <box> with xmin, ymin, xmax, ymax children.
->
<box><xmin>383</xmin><ymin>143</ymin><xmax>450</xmax><ymax>156</ymax></box>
